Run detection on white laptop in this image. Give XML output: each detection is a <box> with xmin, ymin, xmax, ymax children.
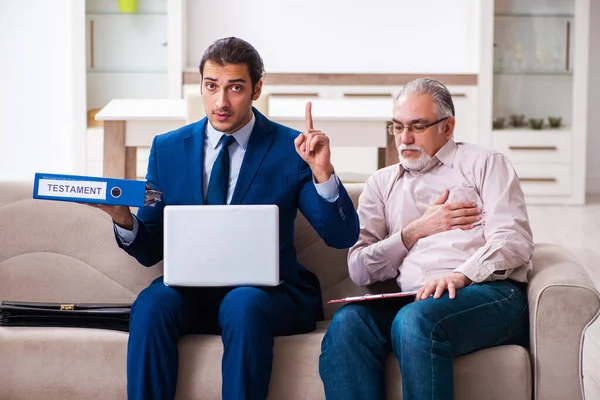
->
<box><xmin>163</xmin><ymin>204</ymin><xmax>280</xmax><ymax>287</ymax></box>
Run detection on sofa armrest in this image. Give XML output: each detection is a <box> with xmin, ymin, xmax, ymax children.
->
<box><xmin>527</xmin><ymin>243</ymin><xmax>600</xmax><ymax>400</ymax></box>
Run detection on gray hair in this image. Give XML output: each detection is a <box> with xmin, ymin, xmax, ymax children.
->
<box><xmin>393</xmin><ymin>78</ymin><xmax>455</xmax><ymax>121</ymax></box>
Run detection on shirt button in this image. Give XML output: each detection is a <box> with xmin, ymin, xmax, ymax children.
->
<box><xmin>418</xmin><ymin>195</ymin><xmax>424</xmax><ymax>200</ymax></box>
<box><xmin>421</xmin><ymin>249</ymin><xmax>427</xmax><ymax>253</ymax></box>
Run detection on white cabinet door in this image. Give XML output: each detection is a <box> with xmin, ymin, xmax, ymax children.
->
<box><xmin>492</xmin><ymin>129</ymin><xmax>572</xmax><ymax>163</ymax></box>
<box><xmin>513</xmin><ymin>164</ymin><xmax>572</xmax><ymax>196</ymax></box>
<box><xmin>86</xmin><ymin>14</ymin><xmax>167</xmax><ymax>72</ymax></box>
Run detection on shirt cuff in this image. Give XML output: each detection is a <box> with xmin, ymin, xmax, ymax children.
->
<box><xmin>313</xmin><ymin>173</ymin><xmax>340</xmax><ymax>203</ymax></box>
<box><xmin>453</xmin><ymin>259</ymin><xmax>495</xmax><ymax>283</ymax></box>
<box><xmin>114</xmin><ymin>215</ymin><xmax>139</xmax><ymax>246</ymax></box>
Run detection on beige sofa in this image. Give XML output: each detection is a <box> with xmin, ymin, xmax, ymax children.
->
<box><xmin>1</xmin><ymin>181</ymin><xmax>599</xmax><ymax>400</ymax></box>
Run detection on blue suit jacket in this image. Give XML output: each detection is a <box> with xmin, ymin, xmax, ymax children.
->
<box><xmin>119</xmin><ymin>108</ymin><xmax>359</xmax><ymax>327</ymax></box>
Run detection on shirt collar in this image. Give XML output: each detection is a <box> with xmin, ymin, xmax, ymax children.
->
<box><xmin>434</xmin><ymin>139</ymin><xmax>457</xmax><ymax>166</ymax></box>
<box><xmin>206</xmin><ymin>112</ymin><xmax>256</xmax><ymax>150</ymax></box>
<box><xmin>397</xmin><ymin>139</ymin><xmax>457</xmax><ymax>176</ymax></box>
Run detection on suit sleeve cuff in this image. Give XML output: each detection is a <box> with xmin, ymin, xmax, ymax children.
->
<box><xmin>114</xmin><ymin>215</ymin><xmax>139</xmax><ymax>246</ymax></box>
<box><xmin>313</xmin><ymin>173</ymin><xmax>340</xmax><ymax>203</ymax></box>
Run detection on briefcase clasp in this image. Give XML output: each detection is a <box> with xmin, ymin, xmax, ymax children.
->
<box><xmin>60</xmin><ymin>304</ymin><xmax>75</xmax><ymax>311</ymax></box>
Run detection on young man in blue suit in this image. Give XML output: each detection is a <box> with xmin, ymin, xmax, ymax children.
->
<box><xmin>94</xmin><ymin>37</ymin><xmax>359</xmax><ymax>400</ymax></box>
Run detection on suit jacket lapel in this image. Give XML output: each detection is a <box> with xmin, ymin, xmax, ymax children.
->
<box><xmin>183</xmin><ymin>119</ymin><xmax>206</xmax><ymax>205</ymax></box>
<box><xmin>230</xmin><ymin>109</ymin><xmax>275</xmax><ymax>204</ymax></box>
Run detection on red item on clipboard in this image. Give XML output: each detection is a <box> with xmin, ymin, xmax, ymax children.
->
<box><xmin>327</xmin><ymin>291</ymin><xmax>419</xmax><ymax>304</ymax></box>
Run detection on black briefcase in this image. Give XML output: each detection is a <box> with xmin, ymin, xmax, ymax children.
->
<box><xmin>0</xmin><ymin>301</ymin><xmax>131</xmax><ymax>332</ymax></box>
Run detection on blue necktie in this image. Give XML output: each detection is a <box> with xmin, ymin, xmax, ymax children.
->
<box><xmin>206</xmin><ymin>135</ymin><xmax>236</xmax><ymax>205</ymax></box>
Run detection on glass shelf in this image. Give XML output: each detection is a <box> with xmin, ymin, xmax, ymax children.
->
<box><xmin>85</xmin><ymin>11</ymin><xmax>167</xmax><ymax>15</ymax></box>
<box><xmin>495</xmin><ymin>13</ymin><xmax>574</xmax><ymax>18</ymax></box>
<box><xmin>494</xmin><ymin>71</ymin><xmax>573</xmax><ymax>76</ymax></box>
<box><xmin>492</xmin><ymin>127</ymin><xmax>571</xmax><ymax>134</ymax></box>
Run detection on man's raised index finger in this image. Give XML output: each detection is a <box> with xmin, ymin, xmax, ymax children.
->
<box><xmin>305</xmin><ymin>101</ymin><xmax>314</xmax><ymax>131</ymax></box>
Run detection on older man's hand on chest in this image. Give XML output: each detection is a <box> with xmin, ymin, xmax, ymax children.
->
<box><xmin>401</xmin><ymin>190</ymin><xmax>482</xmax><ymax>249</ymax></box>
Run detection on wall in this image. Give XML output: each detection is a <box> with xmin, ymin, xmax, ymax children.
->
<box><xmin>185</xmin><ymin>0</ymin><xmax>480</xmax><ymax>74</ymax></box>
<box><xmin>0</xmin><ymin>0</ymin><xmax>86</xmax><ymax>180</ymax></box>
<box><xmin>85</xmin><ymin>0</ymin><xmax>170</xmax><ymax>109</ymax></box>
<box><xmin>586</xmin><ymin>0</ymin><xmax>600</xmax><ymax>194</ymax></box>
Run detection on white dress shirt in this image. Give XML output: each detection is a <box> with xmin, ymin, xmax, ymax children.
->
<box><xmin>115</xmin><ymin>115</ymin><xmax>340</xmax><ymax>244</ymax></box>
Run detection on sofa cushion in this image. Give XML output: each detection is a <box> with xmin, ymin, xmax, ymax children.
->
<box><xmin>0</xmin><ymin>252</ymin><xmax>136</xmax><ymax>303</ymax></box>
<box><xmin>0</xmin><ymin>322</ymin><xmax>531</xmax><ymax>400</ymax></box>
<box><xmin>0</xmin><ymin>195</ymin><xmax>162</xmax><ymax>301</ymax></box>
<box><xmin>0</xmin><ymin>327</ymin><xmax>128</xmax><ymax>400</ymax></box>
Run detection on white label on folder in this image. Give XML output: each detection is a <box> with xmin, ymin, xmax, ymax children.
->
<box><xmin>38</xmin><ymin>179</ymin><xmax>107</xmax><ymax>200</ymax></box>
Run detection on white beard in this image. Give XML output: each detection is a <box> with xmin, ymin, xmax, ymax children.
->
<box><xmin>398</xmin><ymin>144</ymin><xmax>432</xmax><ymax>171</ymax></box>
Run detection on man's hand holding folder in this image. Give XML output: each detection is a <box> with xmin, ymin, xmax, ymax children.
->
<box><xmin>89</xmin><ymin>183</ymin><xmax>162</xmax><ymax>229</ymax></box>
<box><xmin>89</xmin><ymin>203</ymin><xmax>136</xmax><ymax>229</ymax></box>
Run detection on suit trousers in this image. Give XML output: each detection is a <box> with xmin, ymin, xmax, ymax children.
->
<box><xmin>127</xmin><ymin>276</ymin><xmax>302</xmax><ymax>400</ymax></box>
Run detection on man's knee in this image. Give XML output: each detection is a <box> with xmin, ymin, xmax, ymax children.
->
<box><xmin>322</xmin><ymin>304</ymin><xmax>373</xmax><ymax>350</ymax></box>
<box><xmin>131</xmin><ymin>284</ymin><xmax>186</xmax><ymax>330</ymax></box>
<box><xmin>218</xmin><ymin>287</ymin><xmax>272</xmax><ymax>330</ymax></box>
<box><xmin>391</xmin><ymin>302</ymin><xmax>444</xmax><ymax>346</ymax></box>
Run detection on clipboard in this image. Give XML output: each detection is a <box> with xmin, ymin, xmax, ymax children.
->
<box><xmin>327</xmin><ymin>291</ymin><xmax>418</xmax><ymax>304</ymax></box>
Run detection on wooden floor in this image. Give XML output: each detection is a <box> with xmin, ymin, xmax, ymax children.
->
<box><xmin>527</xmin><ymin>198</ymin><xmax>600</xmax><ymax>399</ymax></box>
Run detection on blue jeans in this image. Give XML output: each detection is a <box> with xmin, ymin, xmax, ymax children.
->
<box><xmin>319</xmin><ymin>280</ymin><xmax>529</xmax><ymax>400</ymax></box>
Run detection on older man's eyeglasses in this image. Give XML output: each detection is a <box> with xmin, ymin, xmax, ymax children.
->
<box><xmin>387</xmin><ymin>117</ymin><xmax>450</xmax><ymax>136</ymax></box>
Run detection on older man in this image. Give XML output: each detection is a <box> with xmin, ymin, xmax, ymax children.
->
<box><xmin>319</xmin><ymin>78</ymin><xmax>533</xmax><ymax>400</ymax></box>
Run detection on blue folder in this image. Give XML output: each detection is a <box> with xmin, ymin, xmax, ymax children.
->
<box><xmin>33</xmin><ymin>173</ymin><xmax>147</xmax><ymax>207</ymax></box>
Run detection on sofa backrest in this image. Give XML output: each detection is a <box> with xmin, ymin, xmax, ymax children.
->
<box><xmin>294</xmin><ymin>183</ymin><xmax>381</xmax><ymax>319</ymax></box>
<box><xmin>0</xmin><ymin>181</ymin><xmax>368</xmax><ymax>320</ymax></box>
<box><xmin>0</xmin><ymin>182</ymin><xmax>161</xmax><ymax>305</ymax></box>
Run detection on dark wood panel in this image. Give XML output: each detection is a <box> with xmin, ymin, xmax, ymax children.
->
<box><xmin>125</xmin><ymin>147</ymin><xmax>137</xmax><ymax>180</ymax></box>
<box><xmin>377</xmin><ymin>147</ymin><xmax>387</xmax><ymax>170</ymax></box>
<box><xmin>385</xmin><ymin>129</ymin><xmax>397</xmax><ymax>167</ymax></box>
<box><xmin>183</xmin><ymin>71</ymin><xmax>477</xmax><ymax>86</ymax></box>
